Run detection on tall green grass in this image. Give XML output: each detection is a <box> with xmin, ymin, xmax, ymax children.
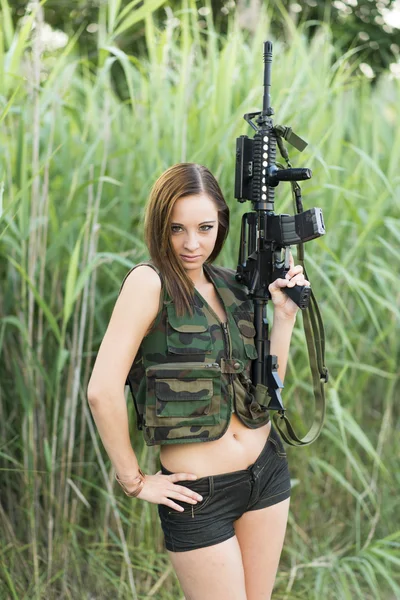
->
<box><xmin>0</xmin><ymin>0</ymin><xmax>399</xmax><ymax>598</ymax></box>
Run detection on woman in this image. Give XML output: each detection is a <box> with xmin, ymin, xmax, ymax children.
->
<box><xmin>87</xmin><ymin>163</ymin><xmax>309</xmax><ymax>600</ymax></box>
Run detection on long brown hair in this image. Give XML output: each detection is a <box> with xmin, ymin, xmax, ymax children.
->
<box><xmin>144</xmin><ymin>163</ymin><xmax>229</xmax><ymax>316</ymax></box>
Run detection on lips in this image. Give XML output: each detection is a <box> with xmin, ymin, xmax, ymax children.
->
<box><xmin>181</xmin><ymin>255</ymin><xmax>201</xmax><ymax>261</ymax></box>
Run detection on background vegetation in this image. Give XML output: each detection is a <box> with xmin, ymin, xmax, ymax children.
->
<box><xmin>1</xmin><ymin>0</ymin><xmax>399</xmax><ymax>598</ymax></box>
<box><xmin>7</xmin><ymin>0</ymin><xmax>400</xmax><ymax>73</ymax></box>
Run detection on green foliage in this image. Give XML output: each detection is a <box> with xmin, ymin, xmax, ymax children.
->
<box><xmin>277</xmin><ymin>0</ymin><xmax>400</xmax><ymax>74</ymax></box>
<box><xmin>6</xmin><ymin>0</ymin><xmax>400</xmax><ymax>74</ymax></box>
<box><xmin>0</xmin><ymin>0</ymin><xmax>399</xmax><ymax>598</ymax></box>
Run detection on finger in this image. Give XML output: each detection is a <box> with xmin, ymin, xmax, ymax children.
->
<box><xmin>164</xmin><ymin>499</ymin><xmax>185</xmax><ymax>512</ymax></box>
<box><xmin>285</xmin><ymin>265</ymin><xmax>303</xmax><ymax>280</ymax></box>
<box><xmin>287</xmin><ymin>274</ymin><xmax>310</xmax><ymax>287</ymax></box>
<box><xmin>287</xmin><ymin>279</ymin><xmax>310</xmax><ymax>288</ymax></box>
<box><xmin>167</xmin><ymin>490</ymin><xmax>201</xmax><ymax>504</ymax></box>
<box><xmin>270</xmin><ymin>277</ymin><xmax>309</xmax><ymax>291</ymax></box>
<box><xmin>269</xmin><ymin>278</ymin><xmax>290</xmax><ymax>291</ymax></box>
<box><xmin>172</xmin><ymin>484</ymin><xmax>203</xmax><ymax>501</ymax></box>
<box><xmin>288</xmin><ymin>251</ymin><xmax>294</xmax><ymax>268</ymax></box>
<box><xmin>168</xmin><ymin>472</ymin><xmax>198</xmax><ymax>482</ymax></box>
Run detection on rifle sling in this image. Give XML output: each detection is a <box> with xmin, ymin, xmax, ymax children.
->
<box><xmin>271</xmin><ymin>178</ymin><xmax>328</xmax><ymax>446</ymax></box>
<box><xmin>273</xmin><ymin>282</ymin><xmax>328</xmax><ymax>446</ymax></box>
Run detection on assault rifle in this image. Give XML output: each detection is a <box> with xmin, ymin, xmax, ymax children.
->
<box><xmin>235</xmin><ymin>41</ymin><xmax>328</xmax><ymax>446</ymax></box>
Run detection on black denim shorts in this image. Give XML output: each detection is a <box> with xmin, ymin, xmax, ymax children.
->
<box><xmin>157</xmin><ymin>425</ymin><xmax>291</xmax><ymax>553</ymax></box>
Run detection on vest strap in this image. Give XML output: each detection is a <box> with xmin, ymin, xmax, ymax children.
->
<box><xmin>220</xmin><ymin>358</ymin><xmax>245</xmax><ymax>374</ymax></box>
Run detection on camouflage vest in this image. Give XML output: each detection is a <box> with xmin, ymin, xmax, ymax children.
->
<box><xmin>121</xmin><ymin>261</ymin><xmax>270</xmax><ymax>446</ymax></box>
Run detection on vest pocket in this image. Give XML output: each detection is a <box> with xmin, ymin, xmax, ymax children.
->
<box><xmin>232</xmin><ymin>311</ymin><xmax>258</xmax><ymax>360</ymax></box>
<box><xmin>166</xmin><ymin>305</ymin><xmax>213</xmax><ymax>355</ymax></box>
<box><xmin>145</xmin><ymin>362</ymin><xmax>221</xmax><ymax>427</ymax></box>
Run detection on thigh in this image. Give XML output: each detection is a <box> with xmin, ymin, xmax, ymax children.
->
<box><xmin>167</xmin><ymin>536</ymin><xmax>247</xmax><ymax>600</ymax></box>
<box><xmin>234</xmin><ymin>497</ymin><xmax>290</xmax><ymax>600</ymax></box>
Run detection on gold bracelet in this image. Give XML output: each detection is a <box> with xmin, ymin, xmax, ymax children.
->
<box><xmin>115</xmin><ymin>468</ymin><xmax>146</xmax><ymax>498</ymax></box>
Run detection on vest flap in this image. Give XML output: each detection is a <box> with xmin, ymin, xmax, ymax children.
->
<box><xmin>232</xmin><ymin>311</ymin><xmax>256</xmax><ymax>337</ymax></box>
<box><xmin>155</xmin><ymin>378</ymin><xmax>213</xmax><ymax>401</ymax></box>
<box><xmin>166</xmin><ymin>304</ymin><xmax>208</xmax><ymax>332</ymax></box>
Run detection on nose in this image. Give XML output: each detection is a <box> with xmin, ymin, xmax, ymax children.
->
<box><xmin>183</xmin><ymin>232</ymin><xmax>200</xmax><ymax>252</ymax></box>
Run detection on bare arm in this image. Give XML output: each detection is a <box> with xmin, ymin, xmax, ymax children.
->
<box><xmin>87</xmin><ymin>265</ymin><xmax>161</xmax><ymax>479</ymax></box>
<box><xmin>87</xmin><ymin>266</ymin><xmax>202</xmax><ymax>511</ymax></box>
<box><xmin>268</xmin><ymin>256</ymin><xmax>309</xmax><ymax>384</ymax></box>
<box><xmin>269</xmin><ymin>312</ymin><xmax>296</xmax><ymax>384</ymax></box>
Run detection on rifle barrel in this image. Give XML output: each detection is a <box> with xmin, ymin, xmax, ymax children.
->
<box><xmin>263</xmin><ymin>41</ymin><xmax>273</xmax><ymax>114</ymax></box>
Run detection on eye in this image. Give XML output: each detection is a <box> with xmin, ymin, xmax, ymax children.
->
<box><xmin>200</xmin><ymin>225</ymin><xmax>214</xmax><ymax>232</ymax></box>
<box><xmin>171</xmin><ymin>225</ymin><xmax>183</xmax><ymax>233</ymax></box>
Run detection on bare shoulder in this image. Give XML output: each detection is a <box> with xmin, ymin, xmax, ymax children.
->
<box><xmin>118</xmin><ymin>264</ymin><xmax>162</xmax><ymax>330</ymax></box>
<box><xmin>119</xmin><ymin>264</ymin><xmax>162</xmax><ymax>295</ymax></box>
<box><xmin>87</xmin><ymin>265</ymin><xmax>162</xmax><ymax>398</ymax></box>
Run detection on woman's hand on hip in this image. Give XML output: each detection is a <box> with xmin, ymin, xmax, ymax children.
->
<box><xmin>133</xmin><ymin>471</ymin><xmax>203</xmax><ymax>512</ymax></box>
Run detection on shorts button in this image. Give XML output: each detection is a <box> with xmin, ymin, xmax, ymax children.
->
<box><xmin>233</xmin><ymin>362</ymin><xmax>241</xmax><ymax>370</ymax></box>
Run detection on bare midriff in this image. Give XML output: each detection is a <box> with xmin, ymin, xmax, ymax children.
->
<box><xmin>159</xmin><ymin>415</ymin><xmax>271</xmax><ymax>477</ymax></box>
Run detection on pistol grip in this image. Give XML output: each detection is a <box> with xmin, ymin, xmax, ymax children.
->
<box><xmin>284</xmin><ymin>284</ymin><xmax>311</xmax><ymax>310</ymax></box>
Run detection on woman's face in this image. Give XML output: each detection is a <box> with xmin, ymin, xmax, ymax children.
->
<box><xmin>170</xmin><ymin>193</ymin><xmax>219</xmax><ymax>271</ymax></box>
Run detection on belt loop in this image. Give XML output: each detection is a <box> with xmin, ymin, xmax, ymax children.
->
<box><xmin>208</xmin><ymin>475</ymin><xmax>214</xmax><ymax>496</ymax></box>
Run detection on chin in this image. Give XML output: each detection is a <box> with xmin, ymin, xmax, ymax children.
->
<box><xmin>180</xmin><ymin>257</ymin><xmax>206</xmax><ymax>269</ymax></box>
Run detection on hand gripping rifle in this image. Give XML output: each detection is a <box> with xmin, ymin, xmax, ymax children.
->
<box><xmin>235</xmin><ymin>41</ymin><xmax>329</xmax><ymax>446</ymax></box>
